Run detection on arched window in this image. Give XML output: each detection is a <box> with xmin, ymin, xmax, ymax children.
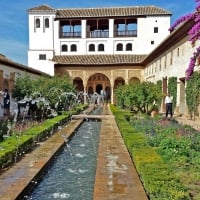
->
<box><xmin>35</xmin><ymin>18</ymin><xmax>40</xmax><ymax>28</ymax></box>
<box><xmin>45</xmin><ymin>18</ymin><xmax>49</xmax><ymax>28</ymax></box>
<box><xmin>116</xmin><ymin>43</ymin><xmax>123</xmax><ymax>51</ymax></box>
<box><xmin>71</xmin><ymin>44</ymin><xmax>77</xmax><ymax>52</ymax></box>
<box><xmin>61</xmin><ymin>44</ymin><xmax>68</xmax><ymax>52</ymax></box>
<box><xmin>89</xmin><ymin>44</ymin><xmax>95</xmax><ymax>52</ymax></box>
<box><xmin>98</xmin><ymin>44</ymin><xmax>104</xmax><ymax>51</ymax></box>
<box><xmin>126</xmin><ymin>43</ymin><xmax>132</xmax><ymax>51</ymax></box>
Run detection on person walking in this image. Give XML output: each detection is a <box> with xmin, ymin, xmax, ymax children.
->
<box><xmin>3</xmin><ymin>89</ymin><xmax>10</xmax><ymax>119</ymax></box>
<box><xmin>165</xmin><ymin>92</ymin><xmax>173</xmax><ymax>118</ymax></box>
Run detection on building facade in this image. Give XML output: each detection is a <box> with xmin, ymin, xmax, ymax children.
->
<box><xmin>28</xmin><ymin>5</ymin><xmax>171</xmax><ymax>104</ymax></box>
<box><xmin>143</xmin><ymin>20</ymin><xmax>198</xmax><ymax>115</ymax></box>
<box><xmin>28</xmin><ymin>5</ymin><xmax>199</xmax><ymax>116</ymax></box>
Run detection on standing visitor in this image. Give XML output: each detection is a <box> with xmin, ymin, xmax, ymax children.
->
<box><xmin>3</xmin><ymin>89</ymin><xmax>10</xmax><ymax>119</ymax></box>
<box><xmin>165</xmin><ymin>92</ymin><xmax>173</xmax><ymax>118</ymax></box>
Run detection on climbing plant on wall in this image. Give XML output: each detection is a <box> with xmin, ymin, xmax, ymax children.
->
<box><xmin>156</xmin><ymin>80</ymin><xmax>163</xmax><ymax>108</ymax></box>
<box><xmin>168</xmin><ymin>77</ymin><xmax>177</xmax><ymax>112</ymax></box>
<box><xmin>186</xmin><ymin>71</ymin><xmax>200</xmax><ymax>120</ymax></box>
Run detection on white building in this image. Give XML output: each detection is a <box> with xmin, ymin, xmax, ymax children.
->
<box><xmin>28</xmin><ymin>5</ymin><xmax>199</xmax><ymax>116</ymax></box>
<box><xmin>28</xmin><ymin>5</ymin><xmax>171</xmax><ymax>76</ymax></box>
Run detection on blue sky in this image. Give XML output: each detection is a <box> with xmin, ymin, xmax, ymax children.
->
<box><xmin>0</xmin><ymin>0</ymin><xmax>197</xmax><ymax>66</ymax></box>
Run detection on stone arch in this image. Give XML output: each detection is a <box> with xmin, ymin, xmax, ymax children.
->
<box><xmin>96</xmin><ymin>84</ymin><xmax>103</xmax><ymax>94</ymax></box>
<box><xmin>129</xmin><ymin>77</ymin><xmax>140</xmax><ymax>84</ymax></box>
<box><xmin>73</xmin><ymin>77</ymin><xmax>84</xmax><ymax>92</ymax></box>
<box><xmin>114</xmin><ymin>77</ymin><xmax>125</xmax><ymax>89</ymax></box>
<box><xmin>87</xmin><ymin>73</ymin><xmax>111</xmax><ymax>101</ymax></box>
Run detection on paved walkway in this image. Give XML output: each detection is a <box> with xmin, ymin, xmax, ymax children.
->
<box><xmin>175</xmin><ymin>115</ymin><xmax>200</xmax><ymax>131</ymax></box>
<box><xmin>93</xmin><ymin>105</ymin><xmax>148</xmax><ymax>200</ymax></box>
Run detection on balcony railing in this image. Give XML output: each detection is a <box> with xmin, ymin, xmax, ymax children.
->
<box><xmin>60</xmin><ymin>32</ymin><xmax>81</xmax><ymax>38</ymax></box>
<box><xmin>87</xmin><ymin>30</ymin><xmax>109</xmax><ymax>38</ymax></box>
<box><xmin>59</xmin><ymin>30</ymin><xmax>137</xmax><ymax>38</ymax></box>
<box><xmin>114</xmin><ymin>30</ymin><xmax>137</xmax><ymax>37</ymax></box>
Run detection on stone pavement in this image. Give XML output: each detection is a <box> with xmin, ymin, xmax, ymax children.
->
<box><xmin>174</xmin><ymin>115</ymin><xmax>200</xmax><ymax>131</ymax></box>
<box><xmin>93</xmin><ymin>105</ymin><xmax>148</xmax><ymax>200</ymax></box>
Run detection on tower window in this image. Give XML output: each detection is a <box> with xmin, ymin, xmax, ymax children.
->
<box><xmin>39</xmin><ymin>54</ymin><xmax>46</xmax><ymax>60</ymax></box>
<box><xmin>35</xmin><ymin>18</ymin><xmax>40</xmax><ymax>28</ymax></box>
<box><xmin>98</xmin><ymin>44</ymin><xmax>104</xmax><ymax>51</ymax></box>
<box><xmin>151</xmin><ymin>41</ymin><xmax>154</xmax><ymax>45</ymax></box>
<box><xmin>116</xmin><ymin>43</ymin><xmax>123</xmax><ymax>51</ymax></box>
<box><xmin>45</xmin><ymin>18</ymin><xmax>49</xmax><ymax>28</ymax></box>
<box><xmin>89</xmin><ymin>44</ymin><xmax>95</xmax><ymax>52</ymax></box>
<box><xmin>126</xmin><ymin>43</ymin><xmax>132</xmax><ymax>51</ymax></box>
<box><xmin>61</xmin><ymin>44</ymin><xmax>68</xmax><ymax>52</ymax></box>
<box><xmin>154</xmin><ymin>27</ymin><xmax>158</xmax><ymax>33</ymax></box>
<box><xmin>71</xmin><ymin>44</ymin><xmax>77</xmax><ymax>52</ymax></box>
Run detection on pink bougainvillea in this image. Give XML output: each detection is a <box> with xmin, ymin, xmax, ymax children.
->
<box><xmin>169</xmin><ymin>0</ymin><xmax>200</xmax><ymax>80</ymax></box>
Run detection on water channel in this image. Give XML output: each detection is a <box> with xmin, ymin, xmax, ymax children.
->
<box><xmin>26</xmin><ymin>107</ymin><xmax>102</xmax><ymax>200</ymax></box>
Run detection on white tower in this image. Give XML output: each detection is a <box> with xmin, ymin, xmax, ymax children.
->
<box><xmin>28</xmin><ymin>5</ymin><xmax>56</xmax><ymax>75</ymax></box>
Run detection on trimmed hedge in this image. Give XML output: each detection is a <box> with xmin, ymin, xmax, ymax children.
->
<box><xmin>0</xmin><ymin>104</ymin><xmax>87</xmax><ymax>169</ymax></box>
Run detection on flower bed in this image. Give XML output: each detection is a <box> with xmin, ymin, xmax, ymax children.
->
<box><xmin>110</xmin><ymin>105</ymin><xmax>200</xmax><ymax>200</ymax></box>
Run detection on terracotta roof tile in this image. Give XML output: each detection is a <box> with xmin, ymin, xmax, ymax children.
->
<box><xmin>28</xmin><ymin>5</ymin><xmax>171</xmax><ymax>18</ymax></box>
<box><xmin>56</xmin><ymin>6</ymin><xmax>171</xmax><ymax>18</ymax></box>
<box><xmin>28</xmin><ymin>5</ymin><xmax>56</xmax><ymax>13</ymax></box>
<box><xmin>52</xmin><ymin>54</ymin><xmax>147</xmax><ymax>65</ymax></box>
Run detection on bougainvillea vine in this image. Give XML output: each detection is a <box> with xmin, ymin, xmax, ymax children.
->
<box><xmin>169</xmin><ymin>0</ymin><xmax>200</xmax><ymax>80</ymax></box>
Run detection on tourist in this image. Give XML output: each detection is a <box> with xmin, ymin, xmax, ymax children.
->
<box><xmin>3</xmin><ymin>89</ymin><xmax>10</xmax><ymax>119</ymax></box>
<box><xmin>164</xmin><ymin>92</ymin><xmax>173</xmax><ymax>118</ymax></box>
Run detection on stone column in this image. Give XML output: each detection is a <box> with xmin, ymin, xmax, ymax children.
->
<box><xmin>81</xmin><ymin>20</ymin><xmax>86</xmax><ymax>39</ymax></box>
<box><xmin>84</xmin><ymin>87</ymin><xmax>87</xmax><ymax>104</ymax></box>
<box><xmin>125</xmin><ymin>69</ymin><xmax>129</xmax><ymax>84</ymax></box>
<box><xmin>111</xmin><ymin>87</ymin><xmax>114</xmax><ymax>104</ymax></box>
<box><xmin>109</xmin><ymin>19</ymin><xmax>114</xmax><ymax>38</ymax></box>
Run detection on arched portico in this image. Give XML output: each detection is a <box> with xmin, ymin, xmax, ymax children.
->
<box><xmin>87</xmin><ymin>73</ymin><xmax>111</xmax><ymax>103</ymax></box>
<box><xmin>73</xmin><ymin>77</ymin><xmax>84</xmax><ymax>91</ymax></box>
<box><xmin>129</xmin><ymin>77</ymin><xmax>140</xmax><ymax>84</ymax></box>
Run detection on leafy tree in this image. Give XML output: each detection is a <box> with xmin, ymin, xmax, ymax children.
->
<box><xmin>34</xmin><ymin>75</ymin><xmax>74</xmax><ymax>97</ymax></box>
<box><xmin>12</xmin><ymin>74</ymin><xmax>35</xmax><ymax>100</ymax></box>
<box><xmin>114</xmin><ymin>82</ymin><xmax>162</xmax><ymax>114</ymax></box>
<box><xmin>12</xmin><ymin>75</ymin><xmax>76</xmax><ymax>116</ymax></box>
<box><xmin>169</xmin><ymin>0</ymin><xmax>200</xmax><ymax>80</ymax></box>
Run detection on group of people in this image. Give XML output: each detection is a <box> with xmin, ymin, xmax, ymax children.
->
<box><xmin>0</xmin><ymin>88</ymin><xmax>173</xmax><ymax>120</ymax></box>
<box><xmin>1</xmin><ymin>89</ymin><xmax>10</xmax><ymax>119</ymax></box>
